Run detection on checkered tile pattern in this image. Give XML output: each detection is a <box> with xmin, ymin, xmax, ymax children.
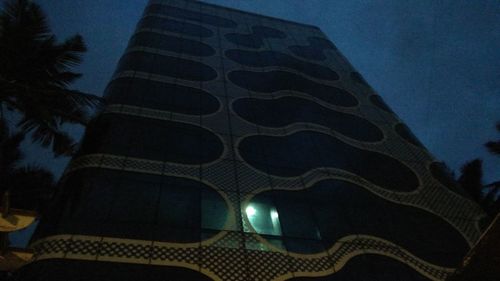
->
<box><xmin>100</xmin><ymin>242</ymin><xmax>151</xmax><ymax>259</ymax></box>
<box><xmin>247</xmin><ymin>250</ymin><xmax>290</xmax><ymax>280</ymax></box>
<box><xmin>66</xmin><ymin>154</ymin><xmax>102</xmax><ymax>172</ymax></box>
<box><xmin>99</xmin><ymin>154</ymin><xmax>125</xmax><ymax>169</ymax></box>
<box><xmin>235</xmin><ymin>162</ymin><xmax>271</xmax><ymax>194</ymax></box>
<box><xmin>212</xmin><ymin>231</ymin><xmax>243</xmax><ymax>249</ymax></box>
<box><xmin>329</xmin><ymin>242</ymin><xmax>359</xmax><ymax>264</ymax></box>
<box><xmin>67</xmin><ymin>239</ymin><xmax>100</xmax><ymax>256</ymax></box>
<box><xmin>163</xmin><ymin>162</ymin><xmax>199</xmax><ymax>178</ymax></box>
<box><xmin>201</xmin><ymin>247</ymin><xmax>247</xmax><ymax>281</ymax></box>
<box><xmin>151</xmin><ymin>246</ymin><xmax>198</xmax><ymax>263</ymax></box>
<box><xmin>32</xmin><ymin>237</ymin><xmax>68</xmax><ymax>257</ymax></box>
<box><xmin>290</xmin><ymin>255</ymin><xmax>332</xmax><ymax>274</ymax></box>
<box><xmin>31</xmin><ymin>230</ymin><xmax>456</xmax><ymax>280</ymax></box>
<box><xmin>202</xmin><ymin>161</ymin><xmax>238</xmax><ymax>191</ymax></box>
<box><xmin>335</xmin><ymin>236</ymin><xmax>455</xmax><ymax>280</ymax></box>
<box><xmin>123</xmin><ymin>157</ymin><xmax>164</xmax><ymax>174</ymax></box>
<box><xmin>115</xmin><ymin>104</ymin><xmax>172</xmax><ymax>121</ymax></box>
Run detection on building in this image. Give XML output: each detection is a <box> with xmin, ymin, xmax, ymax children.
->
<box><xmin>15</xmin><ymin>0</ymin><xmax>485</xmax><ymax>280</ymax></box>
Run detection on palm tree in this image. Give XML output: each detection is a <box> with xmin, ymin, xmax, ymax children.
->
<box><xmin>481</xmin><ymin>122</ymin><xmax>500</xmax><ymax>215</ymax></box>
<box><xmin>0</xmin><ymin>118</ymin><xmax>55</xmax><ymax>261</ymax></box>
<box><xmin>0</xmin><ymin>118</ymin><xmax>55</xmax><ymax>214</ymax></box>
<box><xmin>482</xmin><ymin>182</ymin><xmax>499</xmax><ymax>215</ymax></box>
<box><xmin>485</xmin><ymin>122</ymin><xmax>500</xmax><ymax>156</ymax></box>
<box><xmin>0</xmin><ymin>0</ymin><xmax>103</xmax><ymax>156</ymax></box>
<box><xmin>458</xmin><ymin>159</ymin><xmax>483</xmax><ymax>202</ymax></box>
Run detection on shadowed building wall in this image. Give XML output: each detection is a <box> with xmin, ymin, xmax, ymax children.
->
<box><xmin>15</xmin><ymin>0</ymin><xmax>484</xmax><ymax>280</ymax></box>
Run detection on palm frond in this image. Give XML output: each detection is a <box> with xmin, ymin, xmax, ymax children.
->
<box><xmin>1</xmin><ymin>0</ymin><xmax>98</xmax><ymax>157</ymax></box>
<box><xmin>40</xmin><ymin>87</ymin><xmax>104</xmax><ymax>124</ymax></box>
<box><xmin>485</xmin><ymin>141</ymin><xmax>500</xmax><ymax>156</ymax></box>
<box><xmin>0</xmin><ymin>117</ymin><xmax>25</xmax><ymax>169</ymax></box>
<box><xmin>458</xmin><ymin>159</ymin><xmax>483</xmax><ymax>201</ymax></box>
<box><xmin>484</xmin><ymin>122</ymin><xmax>500</xmax><ymax>156</ymax></box>
<box><xmin>51</xmin><ymin>130</ymin><xmax>77</xmax><ymax>157</ymax></box>
<box><xmin>10</xmin><ymin>165</ymin><xmax>55</xmax><ymax>190</ymax></box>
<box><xmin>0</xmin><ymin>79</ymin><xmax>21</xmax><ymax>106</ymax></box>
<box><xmin>4</xmin><ymin>78</ymin><xmax>103</xmax><ymax>125</ymax></box>
<box><xmin>18</xmin><ymin>115</ymin><xmax>77</xmax><ymax>157</ymax></box>
<box><xmin>9</xmin><ymin>165</ymin><xmax>55</xmax><ymax>212</ymax></box>
<box><xmin>55</xmin><ymin>34</ymin><xmax>86</xmax><ymax>68</ymax></box>
<box><xmin>41</xmin><ymin>87</ymin><xmax>105</xmax><ymax>112</ymax></box>
<box><xmin>31</xmin><ymin>123</ymin><xmax>54</xmax><ymax>147</ymax></box>
<box><xmin>50</xmin><ymin>71</ymin><xmax>82</xmax><ymax>87</ymax></box>
<box><xmin>0</xmin><ymin>117</ymin><xmax>9</xmax><ymax>139</ymax></box>
<box><xmin>37</xmin><ymin>35</ymin><xmax>86</xmax><ymax>86</ymax></box>
<box><xmin>0</xmin><ymin>129</ymin><xmax>24</xmax><ymax>161</ymax></box>
<box><xmin>1</xmin><ymin>0</ymin><xmax>51</xmax><ymax>41</ymax></box>
<box><xmin>59</xmin><ymin>88</ymin><xmax>105</xmax><ymax>109</ymax></box>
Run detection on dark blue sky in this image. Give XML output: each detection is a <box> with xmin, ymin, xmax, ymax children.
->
<box><xmin>27</xmin><ymin>0</ymin><xmax>499</xmax><ymax>183</ymax></box>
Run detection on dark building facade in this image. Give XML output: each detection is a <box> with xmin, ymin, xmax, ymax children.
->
<box><xmin>16</xmin><ymin>0</ymin><xmax>485</xmax><ymax>280</ymax></box>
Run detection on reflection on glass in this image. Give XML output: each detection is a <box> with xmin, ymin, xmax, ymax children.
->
<box><xmin>245</xmin><ymin>203</ymin><xmax>282</xmax><ymax>236</ymax></box>
<box><xmin>201</xmin><ymin>189</ymin><xmax>228</xmax><ymax>230</ymax></box>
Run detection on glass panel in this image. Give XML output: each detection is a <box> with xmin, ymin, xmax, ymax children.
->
<box><xmin>157</xmin><ymin>180</ymin><xmax>201</xmax><ymax>229</ymax></box>
<box><xmin>274</xmin><ymin>193</ymin><xmax>321</xmax><ymax>240</ymax></box>
<box><xmin>284</xmin><ymin>237</ymin><xmax>325</xmax><ymax>254</ymax></box>
<box><xmin>107</xmin><ymin>180</ymin><xmax>159</xmax><ymax>223</ymax></box>
<box><xmin>201</xmin><ymin>189</ymin><xmax>228</xmax><ymax>230</ymax></box>
<box><xmin>245</xmin><ymin>195</ymin><xmax>282</xmax><ymax>236</ymax></box>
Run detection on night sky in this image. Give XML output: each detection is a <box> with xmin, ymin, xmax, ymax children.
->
<box><xmin>24</xmin><ymin>0</ymin><xmax>499</xmax><ymax>183</ymax></box>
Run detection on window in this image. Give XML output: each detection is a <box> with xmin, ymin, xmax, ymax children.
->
<box><xmin>201</xmin><ymin>189</ymin><xmax>228</xmax><ymax>230</ymax></box>
<box><xmin>245</xmin><ymin>195</ymin><xmax>282</xmax><ymax>236</ymax></box>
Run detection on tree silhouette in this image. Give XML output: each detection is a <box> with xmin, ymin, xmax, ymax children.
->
<box><xmin>0</xmin><ymin>118</ymin><xmax>55</xmax><ymax>214</ymax></box>
<box><xmin>480</xmin><ymin>122</ymin><xmax>500</xmax><ymax>215</ymax></box>
<box><xmin>458</xmin><ymin>159</ymin><xmax>483</xmax><ymax>202</ymax></box>
<box><xmin>481</xmin><ymin>183</ymin><xmax>499</xmax><ymax>215</ymax></box>
<box><xmin>485</xmin><ymin>122</ymin><xmax>500</xmax><ymax>156</ymax></box>
<box><xmin>0</xmin><ymin>0</ymin><xmax>103</xmax><ymax>156</ymax></box>
<box><xmin>449</xmin><ymin>122</ymin><xmax>500</xmax><ymax>281</ymax></box>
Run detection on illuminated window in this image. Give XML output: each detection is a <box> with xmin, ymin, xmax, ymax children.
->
<box><xmin>245</xmin><ymin>198</ymin><xmax>282</xmax><ymax>236</ymax></box>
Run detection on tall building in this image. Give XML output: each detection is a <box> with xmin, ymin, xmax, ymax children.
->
<box><xmin>16</xmin><ymin>0</ymin><xmax>484</xmax><ymax>280</ymax></box>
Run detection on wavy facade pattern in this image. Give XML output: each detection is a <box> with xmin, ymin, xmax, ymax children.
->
<box><xmin>17</xmin><ymin>0</ymin><xmax>485</xmax><ymax>280</ymax></box>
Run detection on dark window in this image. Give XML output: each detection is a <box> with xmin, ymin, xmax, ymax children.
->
<box><xmin>201</xmin><ymin>189</ymin><xmax>228</xmax><ymax>230</ymax></box>
<box><xmin>273</xmin><ymin>192</ymin><xmax>321</xmax><ymax>240</ymax></box>
<box><xmin>129</xmin><ymin>32</ymin><xmax>215</xmax><ymax>57</ymax></box>
<box><xmin>228</xmin><ymin>70</ymin><xmax>358</xmax><ymax>107</ymax></box>
<box><xmin>105</xmin><ymin>77</ymin><xmax>220</xmax><ymax>115</ymax></box>
<box><xmin>226</xmin><ymin>49</ymin><xmax>338</xmax><ymax>80</ymax></box>
<box><xmin>233</xmin><ymin>96</ymin><xmax>383</xmax><ymax>142</ymax></box>
<box><xmin>283</xmin><ymin>238</ymin><xmax>325</xmax><ymax>254</ymax></box>
<box><xmin>117</xmin><ymin>52</ymin><xmax>217</xmax><ymax>81</ymax></box>
<box><xmin>239</xmin><ymin>131</ymin><xmax>419</xmax><ymax>191</ymax></box>
<box><xmin>107</xmin><ymin>179</ymin><xmax>158</xmax><ymax>223</ymax></box>
<box><xmin>157</xmin><ymin>181</ymin><xmax>200</xmax><ymax>229</ymax></box>
<box><xmin>247</xmin><ymin>179</ymin><xmax>469</xmax><ymax>265</ymax></box>
<box><xmin>79</xmin><ymin>114</ymin><xmax>223</xmax><ymax>164</ymax></box>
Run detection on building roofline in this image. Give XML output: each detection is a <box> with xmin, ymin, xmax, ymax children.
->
<box><xmin>192</xmin><ymin>0</ymin><xmax>320</xmax><ymax>29</ymax></box>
